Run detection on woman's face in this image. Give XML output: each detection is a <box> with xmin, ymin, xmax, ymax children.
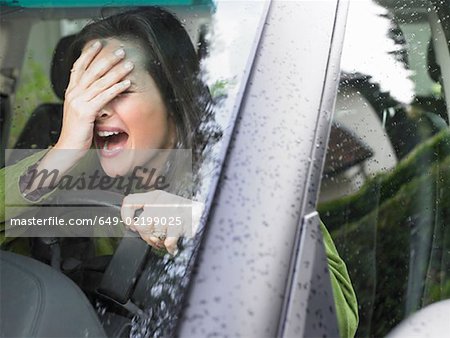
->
<box><xmin>89</xmin><ymin>38</ymin><xmax>176</xmax><ymax>177</ymax></box>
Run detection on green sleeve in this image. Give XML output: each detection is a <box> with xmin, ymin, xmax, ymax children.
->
<box><xmin>320</xmin><ymin>221</ymin><xmax>359</xmax><ymax>338</ymax></box>
<box><xmin>0</xmin><ymin>152</ymin><xmax>162</xmax><ymax>258</ymax></box>
<box><xmin>1</xmin><ymin>150</ymin><xmax>56</xmax><ymax>247</ymax></box>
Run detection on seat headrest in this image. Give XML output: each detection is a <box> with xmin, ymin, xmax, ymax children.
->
<box><xmin>50</xmin><ymin>34</ymin><xmax>76</xmax><ymax>100</ymax></box>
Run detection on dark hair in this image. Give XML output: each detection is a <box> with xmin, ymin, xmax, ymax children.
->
<box><xmin>70</xmin><ymin>7</ymin><xmax>214</xmax><ymax>171</ymax></box>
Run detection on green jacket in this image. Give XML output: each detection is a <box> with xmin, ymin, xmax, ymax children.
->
<box><xmin>0</xmin><ymin>152</ymin><xmax>358</xmax><ymax>337</ymax></box>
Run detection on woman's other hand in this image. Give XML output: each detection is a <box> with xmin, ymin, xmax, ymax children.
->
<box><xmin>121</xmin><ymin>190</ymin><xmax>204</xmax><ymax>255</ymax></box>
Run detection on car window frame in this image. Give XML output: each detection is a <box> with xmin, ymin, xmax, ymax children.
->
<box><xmin>177</xmin><ymin>1</ymin><xmax>349</xmax><ymax>336</ymax></box>
<box><xmin>278</xmin><ymin>0</ymin><xmax>349</xmax><ymax>336</ymax></box>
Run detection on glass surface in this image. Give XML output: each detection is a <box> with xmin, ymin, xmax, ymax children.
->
<box><xmin>1</xmin><ymin>0</ymin><xmax>211</xmax><ymax>8</ymax></box>
<box><xmin>318</xmin><ymin>1</ymin><xmax>450</xmax><ymax>336</ymax></box>
<box><xmin>0</xmin><ymin>2</ymin><xmax>267</xmax><ymax>336</ymax></box>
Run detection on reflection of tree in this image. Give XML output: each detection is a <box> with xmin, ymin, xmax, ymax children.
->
<box><xmin>340</xmin><ymin>72</ymin><xmax>448</xmax><ymax>160</ymax></box>
<box><xmin>335</xmin><ymin>9</ymin><xmax>449</xmax><ymax>328</ymax></box>
<box><xmin>339</xmin><ymin>72</ymin><xmax>416</xmax><ymax>159</ymax></box>
<box><xmin>209</xmin><ymin>79</ymin><xmax>229</xmax><ymax>102</ymax></box>
<box><xmin>10</xmin><ymin>54</ymin><xmax>58</xmax><ymax>148</ymax></box>
<box><xmin>379</xmin><ymin>12</ymin><xmax>409</xmax><ymax>67</ymax></box>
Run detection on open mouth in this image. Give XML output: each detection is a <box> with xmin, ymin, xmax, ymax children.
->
<box><xmin>94</xmin><ymin>127</ymin><xmax>129</xmax><ymax>158</ymax></box>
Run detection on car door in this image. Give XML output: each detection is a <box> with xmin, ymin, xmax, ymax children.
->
<box><xmin>177</xmin><ymin>1</ymin><xmax>349</xmax><ymax>337</ymax></box>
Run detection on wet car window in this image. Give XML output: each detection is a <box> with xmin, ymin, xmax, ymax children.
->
<box><xmin>318</xmin><ymin>1</ymin><xmax>450</xmax><ymax>336</ymax></box>
<box><xmin>8</xmin><ymin>18</ymin><xmax>89</xmax><ymax>148</ymax></box>
<box><xmin>1</xmin><ymin>2</ymin><xmax>267</xmax><ymax>337</ymax></box>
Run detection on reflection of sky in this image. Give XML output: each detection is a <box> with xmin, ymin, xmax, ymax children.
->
<box><xmin>341</xmin><ymin>0</ymin><xmax>415</xmax><ymax>103</ymax></box>
<box><xmin>201</xmin><ymin>1</ymin><xmax>266</xmax><ymax>127</ymax></box>
<box><xmin>196</xmin><ymin>1</ymin><xmax>267</xmax><ymax>201</ymax></box>
<box><xmin>202</xmin><ymin>1</ymin><xmax>262</xmax><ymax>85</ymax></box>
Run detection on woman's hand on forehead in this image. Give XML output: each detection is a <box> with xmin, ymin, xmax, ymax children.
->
<box><xmin>88</xmin><ymin>39</ymin><xmax>154</xmax><ymax>94</ymax></box>
<box><xmin>55</xmin><ymin>39</ymin><xmax>134</xmax><ymax>154</ymax></box>
<box><xmin>34</xmin><ymin>39</ymin><xmax>136</xmax><ymax>195</ymax></box>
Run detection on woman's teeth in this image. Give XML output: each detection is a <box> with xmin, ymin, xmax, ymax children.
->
<box><xmin>97</xmin><ymin>130</ymin><xmax>121</xmax><ymax>137</ymax></box>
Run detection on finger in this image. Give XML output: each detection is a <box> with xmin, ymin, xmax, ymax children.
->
<box><xmin>133</xmin><ymin>213</ymin><xmax>155</xmax><ymax>237</ymax></box>
<box><xmin>90</xmin><ymin>79</ymin><xmax>131</xmax><ymax>112</ymax></box>
<box><xmin>78</xmin><ymin>47</ymin><xmax>126</xmax><ymax>90</ymax></box>
<box><xmin>164</xmin><ymin>237</ymin><xmax>179</xmax><ymax>256</ymax></box>
<box><xmin>85</xmin><ymin>60</ymin><xmax>134</xmax><ymax>101</ymax></box>
<box><xmin>151</xmin><ymin>216</ymin><xmax>168</xmax><ymax>237</ymax></box>
<box><xmin>132</xmin><ymin>214</ymin><xmax>164</xmax><ymax>249</ymax></box>
<box><xmin>150</xmin><ymin>236</ymin><xmax>165</xmax><ymax>249</ymax></box>
<box><xmin>141</xmin><ymin>234</ymin><xmax>163</xmax><ymax>250</ymax></box>
<box><xmin>121</xmin><ymin>195</ymin><xmax>144</xmax><ymax>228</ymax></box>
<box><xmin>134</xmin><ymin>215</ymin><xmax>169</xmax><ymax>253</ymax></box>
<box><xmin>66</xmin><ymin>40</ymin><xmax>102</xmax><ymax>92</ymax></box>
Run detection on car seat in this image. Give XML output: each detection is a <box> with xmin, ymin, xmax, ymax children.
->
<box><xmin>0</xmin><ymin>250</ymin><xmax>107</xmax><ymax>337</ymax></box>
<box><xmin>8</xmin><ymin>34</ymin><xmax>75</xmax><ymax>164</ymax></box>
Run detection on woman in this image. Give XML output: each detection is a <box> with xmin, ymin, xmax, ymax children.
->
<box><xmin>5</xmin><ymin>7</ymin><xmax>211</xmax><ymax>255</ymax></box>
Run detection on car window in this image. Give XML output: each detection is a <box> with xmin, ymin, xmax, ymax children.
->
<box><xmin>318</xmin><ymin>0</ymin><xmax>450</xmax><ymax>336</ymax></box>
<box><xmin>8</xmin><ymin>18</ymin><xmax>89</xmax><ymax>148</ymax></box>
<box><xmin>1</xmin><ymin>2</ymin><xmax>268</xmax><ymax>336</ymax></box>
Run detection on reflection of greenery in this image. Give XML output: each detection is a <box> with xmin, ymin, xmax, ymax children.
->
<box><xmin>9</xmin><ymin>54</ymin><xmax>58</xmax><ymax>147</ymax></box>
<box><xmin>319</xmin><ymin>129</ymin><xmax>450</xmax><ymax>337</ymax></box>
<box><xmin>426</xmin><ymin>279</ymin><xmax>450</xmax><ymax>304</ymax></box>
<box><xmin>209</xmin><ymin>79</ymin><xmax>230</xmax><ymax>101</ymax></box>
<box><xmin>431</xmin><ymin>83</ymin><xmax>442</xmax><ymax>97</ymax></box>
<box><xmin>320</xmin><ymin>130</ymin><xmax>450</xmax><ymax>228</ymax></box>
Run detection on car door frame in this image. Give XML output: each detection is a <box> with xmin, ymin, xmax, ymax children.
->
<box><xmin>177</xmin><ymin>0</ymin><xmax>349</xmax><ymax>336</ymax></box>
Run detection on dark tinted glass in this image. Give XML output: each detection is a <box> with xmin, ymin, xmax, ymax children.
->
<box><xmin>318</xmin><ymin>1</ymin><xmax>450</xmax><ymax>336</ymax></box>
